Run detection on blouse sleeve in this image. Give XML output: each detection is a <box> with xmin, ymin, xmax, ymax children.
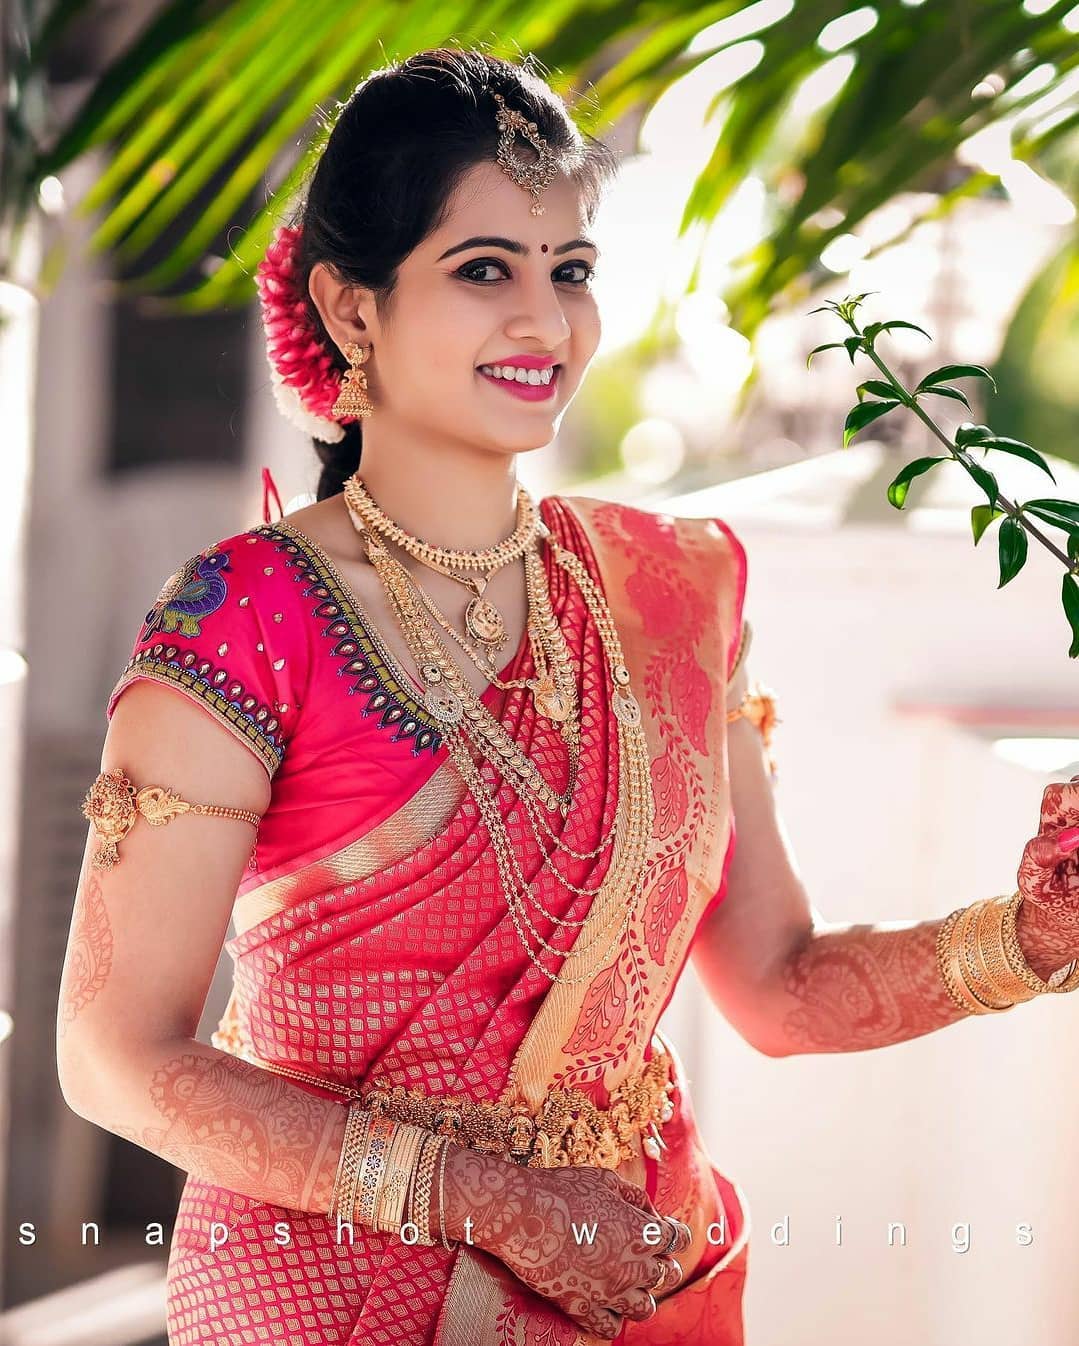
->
<box><xmin>105</xmin><ymin>529</ymin><xmax>307</xmax><ymax>782</ymax></box>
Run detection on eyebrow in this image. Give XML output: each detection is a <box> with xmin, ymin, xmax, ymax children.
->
<box><xmin>436</xmin><ymin>235</ymin><xmax>600</xmax><ymax>261</ymax></box>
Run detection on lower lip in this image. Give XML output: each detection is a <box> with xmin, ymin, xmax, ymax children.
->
<box><xmin>477</xmin><ymin>367</ymin><xmax>560</xmax><ymax>401</ymax></box>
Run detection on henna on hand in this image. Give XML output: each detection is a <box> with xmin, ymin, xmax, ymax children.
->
<box><xmin>1016</xmin><ymin>780</ymin><xmax>1079</xmax><ymax>932</ymax></box>
<box><xmin>441</xmin><ymin>1152</ymin><xmax>691</xmax><ymax>1336</ymax></box>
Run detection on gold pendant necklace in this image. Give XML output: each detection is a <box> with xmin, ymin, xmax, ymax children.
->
<box><xmin>343</xmin><ymin>473</ymin><xmax>539</xmax><ymax>655</ymax></box>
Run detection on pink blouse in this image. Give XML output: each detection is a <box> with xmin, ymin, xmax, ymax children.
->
<box><xmin>106</xmin><ymin>519</ymin><xmax>535</xmax><ymax>895</ymax></box>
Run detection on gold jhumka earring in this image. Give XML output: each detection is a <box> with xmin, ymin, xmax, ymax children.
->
<box><xmin>331</xmin><ymin>341</ymin><xmax>375</xmax><ymax>420</ymax></box>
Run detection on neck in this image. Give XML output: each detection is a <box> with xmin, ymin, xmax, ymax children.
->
<box><xmin>349</xmin><ymin>437</ymin><xmax>522</xmax><ymax>554</ymax></box>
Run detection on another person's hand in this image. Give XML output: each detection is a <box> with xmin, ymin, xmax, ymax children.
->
<box><xmin>445</xmin><ymin>1151</ymin><xmax>691</xmax><ymax>1339</ymax></box>
<box><xmin>1018</xmin><ymin>776</ymin><xmax>1079</xmax><ymax>925</ymax></box>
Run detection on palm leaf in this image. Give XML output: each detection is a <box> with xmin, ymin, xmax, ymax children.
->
<box><xmin>9</xmin><ymin>0</ymin><xmax>1079</xmax><ymax>335</ymax></box>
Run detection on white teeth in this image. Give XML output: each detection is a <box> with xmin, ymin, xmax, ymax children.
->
<box><xmin>478</xmin><ymin>364</ymin><xmax>555</xmax><ymax>385</ymax></box>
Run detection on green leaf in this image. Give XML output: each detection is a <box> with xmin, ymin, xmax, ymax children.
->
<box><xmin>807</xmin><ymin>341</ymin><xmax>844</xmax><ymax>368</ymax></box>
<box><xmin>1025</xmin><ymin>498</ymin><xmax>1079</xmax><ymax>527</ymax></box>
<box><xmin>966</xmin><ymin>461</ymin><xmax>999</xmax><ymax>507</ymax></box>
<box><xmin>975</xmin><ymin>437</ymin><xmax>1056</xmax><ymax>483</ymax></box>
<box><xmin>1063</xmin><ymin>575</ymin><xmax>1079</xmax><ymax>659</ymax></box>
<box><xmin>856</xmin><ymin>378</ymin><xmax>900</xmax><ymax>400</ymax></box>
<box><xmin>970</xmin><ymin>504</ymin><xmax>1004</xmax><ymax>544</ymax></box>
<box><xmin>843</xmin><ymin>400</ymin><xmax>899</xmax><ymax>448</ymax></box>
<box><xmin>887</xmin><ymin>455</ymin><xmax>948</xmax><ymax>509</ymax></box>
<box><xmin>843</xmin><ymin>336</ymin><xmax>865</xmax><ymax>365</ymax></box>
<box><xmin>915</xmin><ymin>363</ymin><xmax>998</xmax><ymax>394</ymax></box>
<box><xmin>863</xmin><ymin>319</ymin><xmax>932</xmax><ymax>345</ymax></box>
<box><xmin>955</xmin><ymin>422</ymin><xmax>993</xmax><ymax>447</ymax></box>
<box><xmin>917</xmin><ymin>384</ymin><xmax>971</xmax><ymax>411</ymax></box>
<box><xmin>1069</xmin><ymin>533</ymin><xmax>1079</xmax><ymax>566</ymax></box>
<box><xmin>996</xmin><ymin>518</ymin><xmax>1028</xmax><ymax>588</ymax></box>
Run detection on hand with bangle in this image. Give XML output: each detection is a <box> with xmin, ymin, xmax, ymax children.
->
<box><xmin>936</xmin><ymin>777</ymin><xmax>1079</xmax><ymax>1014</ymax></box>
<box><xmin>326</xmin><ymin>1106</ymin><xmax>692</xmax><ymax>1339</ymax></box>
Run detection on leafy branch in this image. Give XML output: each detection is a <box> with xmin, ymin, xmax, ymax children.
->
<box><xmin>807</xmin><ymin>294</ymin><xmax>1079</xmax><ymax>658</ymax></box>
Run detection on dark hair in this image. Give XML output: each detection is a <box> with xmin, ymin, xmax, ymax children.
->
<box><xmin>294</xmin><ymin>46</ymin><xmax>620</xmax><ymax>500</ymax></box>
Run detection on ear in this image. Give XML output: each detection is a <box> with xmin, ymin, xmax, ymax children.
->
<box><xmin>308</xmin><ymin>261</ymin><xmax>378</xmax><ymax>355</ymax></box>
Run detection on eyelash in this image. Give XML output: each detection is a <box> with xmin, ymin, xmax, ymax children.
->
<box><xmin>456</xmin><ymin>258</ymin><xmax>595</xmax><ymax>286</ymax></box>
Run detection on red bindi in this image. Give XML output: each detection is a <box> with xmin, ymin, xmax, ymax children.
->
<box><xmin>540</xmin><ymin>243</ymin><xmax>548</xmax><ymax>253</ymax></box>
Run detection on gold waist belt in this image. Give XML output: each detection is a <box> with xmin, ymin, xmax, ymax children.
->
<box><xmin>237</xmin><ymin>1043</ymin><xmax>677</xmax><ymax>1170</ymax></box>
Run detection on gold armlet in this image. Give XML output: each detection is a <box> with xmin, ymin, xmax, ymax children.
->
<box><xmin>726</xmin><ymin>681</ymin><xmax>780</xmax><ymax>777</ymax></box>
<box><xmin>81</xmin><ymin>766</ymin><xmax>262</xmax><ymax>871</ymax></box>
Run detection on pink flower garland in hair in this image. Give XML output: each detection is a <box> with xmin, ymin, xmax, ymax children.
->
<box><xmin>256</xmin><ymin>223</ymin><xmax>352</xmax><ymax>443</ymax></box>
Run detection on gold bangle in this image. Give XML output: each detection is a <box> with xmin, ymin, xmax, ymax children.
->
<box><xmin>356</xmin><ymin>1114</ymin><xmax>397</xmax><ymax>1228</ymax></box>
<box><xmin>437</xmin><ymin>1138</ymin><xmax>459</xmax><ymax>1251</ymax></box>
<box><xmin>937</xmin><ymin>908</ymin><xmax>994</xmax><ymax>1014</ymax></box>
<box><xmin>376</xmin><ymin>1123</ymin><xmax>427</xmax><ymax>1235</ymax></box>
<box><xmin>1001</xmin><ymin>892</ymin><xmax>1079</xmax><ymax>995</ymax></box>
<box><xmin>1000</xmin><ymin>892</ymin><xmax>1065</xmax><ymax>996</ymax></box>
<box><xmin>328</xmin><ymin>1103</ymin><xmax>371</xmax><ymax>1224</ymax></box>
<box><xmin>82</xmin><ymin>767</ymin><xmax>262</xmax><ymax>870</ymax></box>
<box><xmin>973</xmin><ymin>896</ymin><xmax>1037</xmax><ymax>1004</ymax></box>
<box><xmin>408</xmin><ymin>1131</ymin><xmax>441</xmax><ymax>1246</ymax></box>
<box><xmin>958</xmin><ymin>899</ymin><xmax>1014</xmax><ymax>1010</ymax></box>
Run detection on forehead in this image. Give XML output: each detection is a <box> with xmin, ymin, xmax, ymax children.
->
<box><xmin>424</xmin><ymin>160</ymin><xmax>590</xmax><ymax>249</ymax></box>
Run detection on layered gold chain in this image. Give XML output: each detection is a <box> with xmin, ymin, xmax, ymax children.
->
<box><xmin>341</xmin><ymin>475</ymin><xmax>654</xmax><ymax>985</ymax></box>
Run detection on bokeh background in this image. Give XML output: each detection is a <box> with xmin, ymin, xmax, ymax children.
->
<box><xmin>2</xmin><ymin>2</ymin><xmax>1079</xmax><ymax>1342</ymax></box>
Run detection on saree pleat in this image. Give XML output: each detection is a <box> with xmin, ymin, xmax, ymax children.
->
<box><xmin>165</xmin><ymin>495</ymin><xmax>749</xmax><ymax>1346</ymax></box>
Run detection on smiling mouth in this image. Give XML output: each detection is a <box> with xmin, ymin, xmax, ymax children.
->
<box><xmin>475</xmin><ymin>364</ymin><xmax>562</xmax><ymax>400</ymax></box>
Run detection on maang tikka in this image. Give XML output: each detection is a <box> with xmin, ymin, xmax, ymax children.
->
<box><xmin>490</xmin><ymin>91</ymin><xmax>560</xmax><ymax>216</ymax></box>
<box><xmin>331</xmin><ymin>340</ymin><xmax>375</xmax><ymax>420</ymax></box>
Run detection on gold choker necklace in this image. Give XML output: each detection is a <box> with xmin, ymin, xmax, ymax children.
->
<box><xmin>343</xmin><ymin>474</ymin><xmax>538</xmax><ymax>655</ymax></box>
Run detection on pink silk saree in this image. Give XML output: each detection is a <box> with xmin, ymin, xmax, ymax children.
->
<box><xmin>106</xmin><ymin>493</ymin><xmax>750</xmax><ymax>1345</ymax></box>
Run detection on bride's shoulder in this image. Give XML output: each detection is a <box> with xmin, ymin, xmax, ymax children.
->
<box><xmin>550</xmin><ymin>492</ymin><xmax>744</xmax><ymax>564</ymax></box>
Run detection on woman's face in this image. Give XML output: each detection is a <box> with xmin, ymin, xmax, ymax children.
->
<box><xmin>315</xmin><ymin>159</ymin><xmax>602</xmax><ymax>459</ymax></box>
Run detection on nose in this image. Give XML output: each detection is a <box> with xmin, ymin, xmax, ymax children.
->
<box><xmin>503</xmin><ymin>269</ymin><xmax>572</xmax><ymax>352</ymax></box>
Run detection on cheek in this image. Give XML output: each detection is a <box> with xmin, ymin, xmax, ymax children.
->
<box><xmin>573</xmin><ymin>299</ymin><xmax>602</xmax><ymax>357</ymax></box>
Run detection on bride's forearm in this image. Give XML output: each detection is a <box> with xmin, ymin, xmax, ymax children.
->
<box><xmin>760</xmin><ymin>902</ymin><xmax>1079</xmax><ymax>1058</ymax></box>
<box><xmin>59</xmin><ymin>1036</ymin><xmax>348</xmax><ymax>1213</ymax></box>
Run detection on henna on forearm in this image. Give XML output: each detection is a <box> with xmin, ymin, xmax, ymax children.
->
<box><xmin>761</xmin><ymin>905</ymin><xmax>1079</xmax><ymax>1057</ymax></box>
<box><xmin>57</xmin><ymin>873</ymin><xmax>113</xmax><ymax>1041</ymax></box>
<box><xmin>63</xmin><ymin>1038</ymin><xmax>349</xmax><ymax>1214</ymax></box>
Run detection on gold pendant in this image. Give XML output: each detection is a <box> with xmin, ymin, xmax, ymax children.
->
<box><xmin>612</xmin><ymin>691</ymin><xmax>642</xmax><ymax>726</ymax></box>
<box><xmin>531</xmin><ymin>674</ymin><xmax>571</xmax><ymax>722</ymax></box>
<box><xmin>424</xmin><ymin>683</ymin><xmax>464</xmax><ymax>724</ymax></box>
<box><xmin>465</xmin><ymin>596</ymin><xmax>506</xmax><ymax>647</ymax></box>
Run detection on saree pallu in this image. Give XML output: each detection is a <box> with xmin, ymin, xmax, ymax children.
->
<box><xmin>110</xmin><ymin>495</ymin><xmax>749</xmax><ymax>1345</ymax></box>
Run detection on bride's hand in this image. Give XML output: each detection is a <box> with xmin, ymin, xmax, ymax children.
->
<box><xmin>1017</xmin><ymin>777</ymin><xmax>1079</xmax><ymax>926</ymax></box>
<box><xmin>443</xmin><ymin>1150</ymin><xmax>690</xmax><ymax>1339</ymax></box>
